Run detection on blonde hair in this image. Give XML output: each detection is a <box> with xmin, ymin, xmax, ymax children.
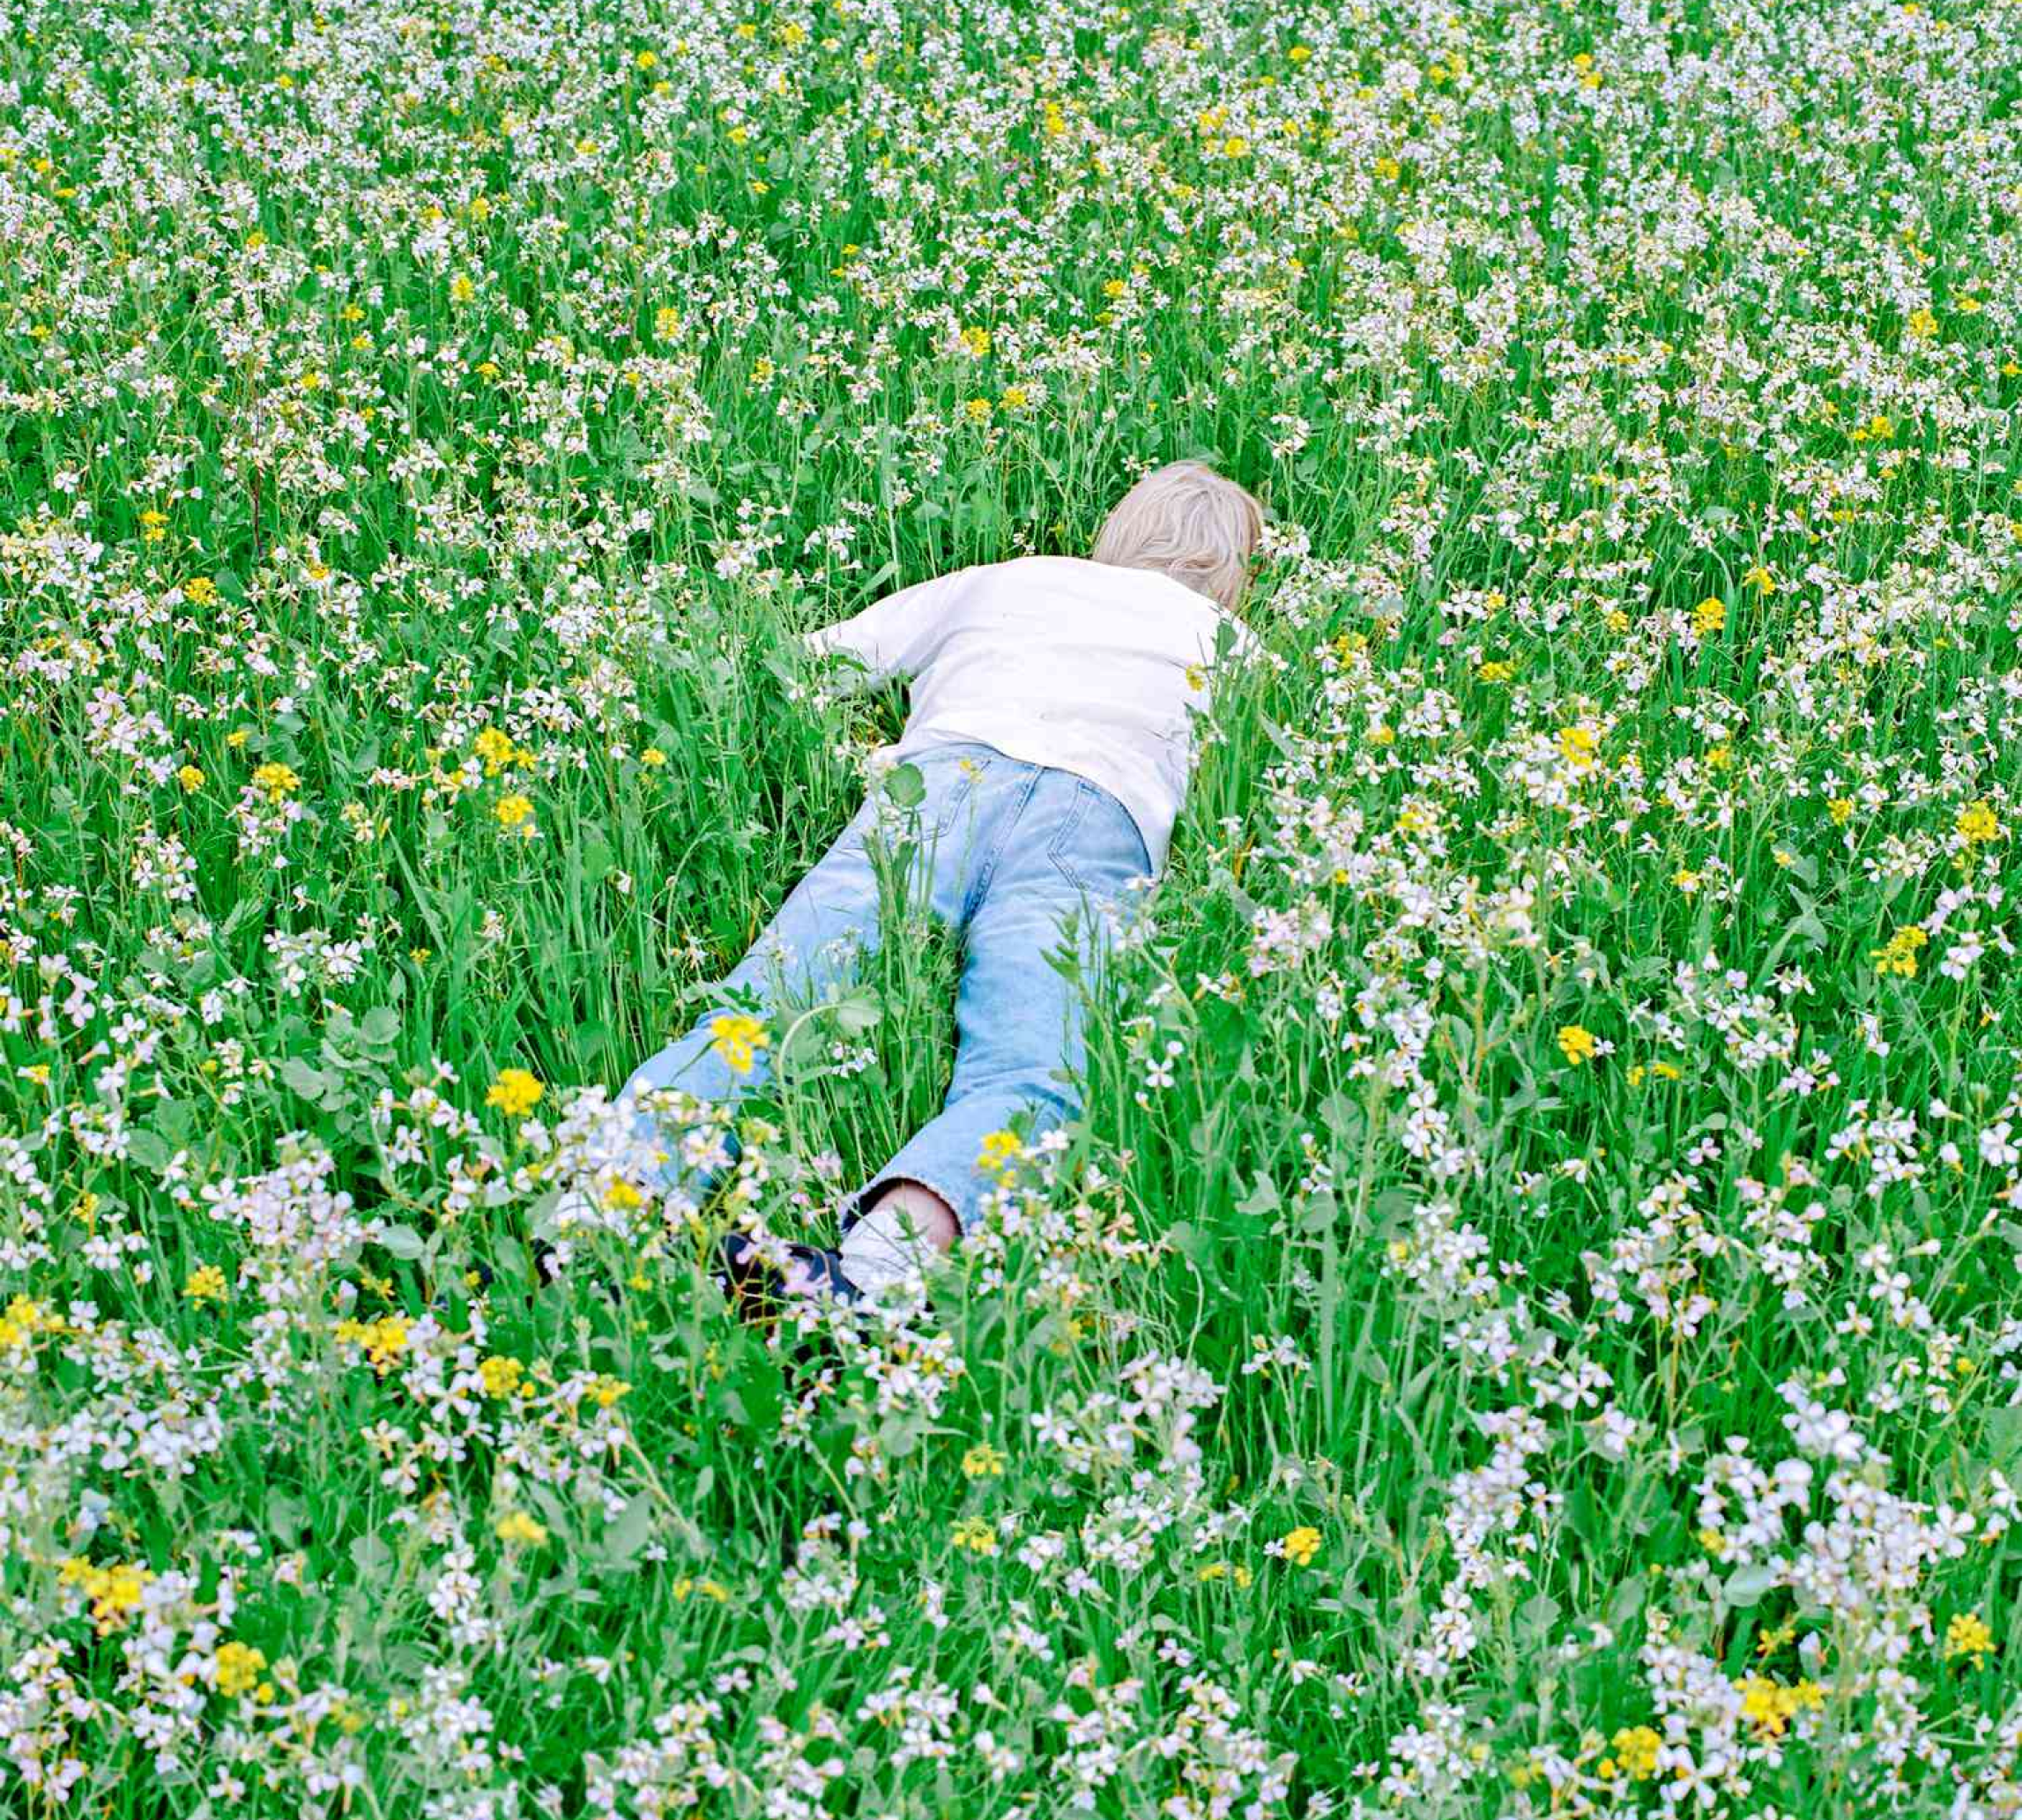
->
<box><xmin>1091</xmin><ymin>460</ymin><xmax>1263</xmax><ymax>612</ymax></box>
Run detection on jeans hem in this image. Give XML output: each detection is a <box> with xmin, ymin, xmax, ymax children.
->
<box><xmin>840</xmin><ymin>1161</ymin><xmax>983</xmax><ymax>1238</ymax></box>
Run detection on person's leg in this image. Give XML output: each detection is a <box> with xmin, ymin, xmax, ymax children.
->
<box><xmin>624</xmin><ymin>745</ymin><xmax>1014</xmax><ymax>1209</ymax></box>
<box><xmin>620</xmin><ymin>803</ymin><xmax>883</xmax><ymax>1198</ymax></box>
<box><xmin>833</xmin><ymin>1179</ymin><xmax>959</xmax><ymax>1292</ymax></box>
<box><xmin>840</xmin><ymin>771</ymin><xmax>1149</xmax><ymax>1289</ymax></box>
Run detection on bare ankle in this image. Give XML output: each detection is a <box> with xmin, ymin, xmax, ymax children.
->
<box><xmin>866</xmin><ymin>1179</ymin><xmax>958</xmax><ymax>1251</ymax></box>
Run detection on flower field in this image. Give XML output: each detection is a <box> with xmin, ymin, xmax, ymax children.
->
<box><xmin>5</xmin><ymin>0</ymin><xmax>2022</xmax><ymax>1811</ymax></box>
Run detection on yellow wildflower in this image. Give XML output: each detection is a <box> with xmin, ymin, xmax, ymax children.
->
<box><xmin>1736</xmin><ymin>1674</ymin><xmax>1825</xmax><ymax>1737</ymax></box>
<box><xmin>977</xmin><ymin>1128</ymin><xmax>1023</xmax><ymax>1179</ymax></box>
<box><xmin>1958</xmin><ymin>800</ymin><xmax>2000</xmax><ymax>844</ymax></box>
<box><xmin>479</xmin><ymin>1355</ymin><xmax>524</xmax><ymax>1397</ymax></box>
<box><xmin>214</xmin><ymin>1640</ymin><xmax>267</xmax><ymax>1697</ymax></box>
<box><xmin>1279</xmin><ymin>1525</ymin><xmax>1321</xmax><ymax>1565</ymax></box>
<box><xmin>1947</xmin><ymin>1611</ymin><xmax>1996</xmax><ymax>1666</ymax></box>
<box><xmin>708</xmin><ymin>1012</ymin><xmax>769</xmax><ymax>1075</ymax></box>
<box><xmin>334</xmin><ymin>1314</ymin><xmax>409</xmax><ymax>1374</ymax></box>
<box><xmin>950</xmin><ymin>1515</ymin><xmax>997</xmax><ymax>1554</ymax></box>
<box><xmin>251</xmin><ymin>761</ymin><xmax>300</xmax><ymax>803</ymax></box>
<box><xmin>59</xmin><ymin>1556</ymin><xmax>153</xmax><ymax>1634</ymax></box>
<box><xmin>1870</xmin><ymin>925</ymin><xmax>1928</xmax><ymax>977</ymax></box>
<box><xmin>485</xmin><ymin>1068</ymin><xmax>544</xmax><ymax>1117</ymax></box>
<box><xmin>1609</xmin><ymin>1726</ymin><xmax>1661</xmax><ymax>1781</ymax></box>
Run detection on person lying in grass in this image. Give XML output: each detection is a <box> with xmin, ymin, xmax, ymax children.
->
<box><xmin>621</xmin><ymin>460</ymin><xmax>1264</xmax><ymax>1304</ymax></box>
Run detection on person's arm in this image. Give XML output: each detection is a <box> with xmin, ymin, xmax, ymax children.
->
<box><xmin>803</xmin><ymin>568</ymin><xmax>969</xmax><ymax>690</ymax></box>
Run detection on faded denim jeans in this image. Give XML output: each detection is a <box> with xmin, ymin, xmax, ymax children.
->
<box><xmin>621</xmin><ymin>741</ymin><xmax>1152</xmax><ymax>1233</ymax></box>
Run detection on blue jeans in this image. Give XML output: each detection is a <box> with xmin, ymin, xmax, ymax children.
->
<box><xmin>621</xmin><ymin>741</ymin><xmax>1152</xmax><ymax>1234</ymax></box>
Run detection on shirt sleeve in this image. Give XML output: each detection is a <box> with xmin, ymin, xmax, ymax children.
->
<box><xmin>803</xmin><ymin>568</ymin><xmax>968</xmax><ymax>688</ymax></box>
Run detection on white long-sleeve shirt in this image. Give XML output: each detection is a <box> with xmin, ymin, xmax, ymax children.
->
<box><xmin>803</xmin><ymin>554</ymin><xmax>1256</xmax><ymax>876</ymax></box>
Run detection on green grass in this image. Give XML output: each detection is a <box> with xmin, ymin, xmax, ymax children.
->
<box><xmin>3</xmin><ymin>0</ymin><xmax>2022</xmax><ymax>1813</ymax></box>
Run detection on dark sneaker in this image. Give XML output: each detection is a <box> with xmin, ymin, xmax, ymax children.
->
<box><xmin>719</xmin><ymin>1234</ymin><xmax>864</xmax><ymax>1320</ymax></box>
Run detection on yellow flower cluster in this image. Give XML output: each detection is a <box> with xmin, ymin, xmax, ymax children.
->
<box><xmin>1599</xmin><ymin>1724</ymin><xmax>1661</xmax><ymax>1781</ymax></box>
<box><xmin>1736</xmin><ymin>1674</ymin><xmax>1825</xmax><ymax>1737</ymax></box>
<box><xmin>58</xmin><ymin>1556</ymin><xmax>153</xmax><ymax>1634</ymax></box>
<box><xmin>977</xmin><ymin>1127</ymin><xmax>1024</xmax><ymax>1180</ymax></box>
<box><xmin>0</xmin><ymin>1294</ymin><xmax>63</xmax><ymax>1351</ymax></box>
<box><xmin>1870</xmin><ymin>925</ymin><xmax>1928</xmax><ymax>977</ymax></box>
<box><xmin>251</xmin><ymin>761</ymin><xmax>300</xmax><ymax>803</ymax></box>
<box><xmin>1947</xmin><ymin>1611</ymin><xmax>1996</xmax><ymax>1666</ymax></box>
<box><xmin>950</xmin><ymin>1515</ymin><xmax>997</xmax><ymax>1554</ymax></box>
<box><xmin>708</xmin><ymin>1013</ymin><xmax>769</xmax><ymax>1076</ymax></box>
<box><xmin>486</xmin><ymin>1067</ymin><xmax>545</xmax><ymax>1117</ymax></box>
<box><xmin>213</xmin><ymin>1639</ymin><xmax>268</xmax><ymax>1698</ymax></box>
<box><xmin>335</xmin><ymin>1314</ymin><xmax>411</xmax><ymax>1375</ymax></box>
<box><xmin>1958</xmin><ymin>800</ymin><xmax>2000</xmax><ymax>844</ymax></box>
<box><xmin>1278</xmin><ymin>1525</ymin><xmax>1321</xmax><ymax>1566</ymax></box>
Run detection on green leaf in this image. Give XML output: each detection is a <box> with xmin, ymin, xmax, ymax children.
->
<box><xmin>831</xmin><ymin>986</ymin><xmax>884</xmax><ymax>1036</ymax></box>
<box><xmin>1516</xmin><ymin>1592</ymin><xmax>1561</xmax><ymax>1643</ymax></box>
<box><xmin>882</xmin><ymin>761</ymin><xmax>926</xmax><ymax>810</ymax></box>
<box><xmin>1606</xmin><ymin>1573</ymin><xmax>1647</xmax><ymax>1628</ymax></box>
<box><xmin>349</xmin><ymin>1532</ymin><xmax>394</xmax><ymax>1585</ymax></box>
<box><xmin>125</xmin><ymin>1128</ymin><xmax>170</xmax><ymax>1171</ymax></box>
<box><xmin>1318</xmin><ymin>1092</ymin><xmax>1364</xmax><ymax>1145</ymax></box>
<box><xmin>377</xmin><ymin>1224</ymin><xmax>427</xmax><ymax>1260</ymax></box>
<box><xmin>603</xmin><ymin>1492</ymin><xmax>657</xmax><ymax>1569</ymax></box>
<box><xmin>1983</xmin><ymin>1405</ymin><xmax>2022</xmax><ymax>1467</ymax></box>
<box><xmin>1723</xmin><ymin>1563</ymin><xmax>1779</xmax><ymax>1608</ymax></box>
<box><xmin>267</xmin><ymin>1489</ymin><xmax>309</xmax><ymax>1542</ymax></box>
<box><xmin>1236</xmin><ymin>1173</ymin><xmax>1280</xmax><ymax>1217</ymax></box>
